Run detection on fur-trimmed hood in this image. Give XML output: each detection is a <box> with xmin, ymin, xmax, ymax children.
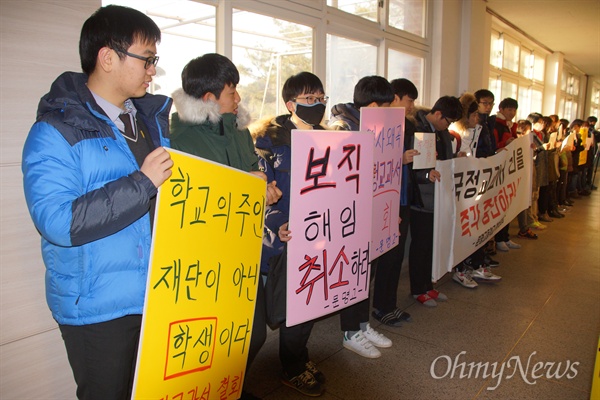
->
<box><xmin>171</xmin><ymin>88</ymin><xmax>251</xmax><ymax>129</ymax></box>
<box><xmin>249</xmin><ymin>114</ymin><xmax>330</xmax><ymax>149</ymax></box>
<box><xmin>249</xmin><ymin>115</ymin><xmax>279</xmax><ymax>142</ymax></box>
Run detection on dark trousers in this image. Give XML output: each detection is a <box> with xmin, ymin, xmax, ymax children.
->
<box><xmin>408</xmin><ymin>209</ymin><xmax>434</xmax><ymax>295</ymax></box>
<box><xmin>548</xmin><ymin>181</ymin><xmax>558</xmax><ymax>210</ymax></box>
<box><xmin>538</xmin><ymin>185</ymin><xmax>550</xmax><ymax>214</ymax></box>
<box><xmin>457</xmin><ymin>247</ymin><xmax>485</xmax><ymax>271</ymax></box>
<box><xmin>339</xmin><ymin>298</ymin><xmax>370</xmax><ymax>332</ymax></box>
<box><xmin>246</xmin><ymin>277</ymin><xmax>267</xmax><ymax>372</ymax></box>
<box><xmin>495</xmin><ymin>224</ymin><xmax>510</xmax><ymax>243</ymax></box>
<box><xmin>372</xmin><ymin>205</ymin><xmax>410</xmax><ymax>313</ymax></box>
<box><xmin>568</xmin><ymin>171</ymin><xmax>578</xmax><ymax>193</ymax></box>
<box><xmin>279</xmin><ymin>320</ymin><xmax>314</xmax><ymax>376</ymax></box>
<box><xmin>59</xmin><ymin>315</ymin><xmax>142</xmax><ymax>400</ymax></box>
<box><xmin>557</xmin><ymin>170</ymin><xmax>568</xmax><ymax>204</ymax></box>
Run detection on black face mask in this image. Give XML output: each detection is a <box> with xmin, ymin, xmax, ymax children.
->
<box><xmin>295</xmin><ymin>102</ymin><xmax>326</xmax><ymax>126</ymax></box>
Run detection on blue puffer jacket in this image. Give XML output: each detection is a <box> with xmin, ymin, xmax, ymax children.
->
<box><xmin>22</xmin><ymin>72</ymin><xmax>172</xmax><ymax>326</ymax></box>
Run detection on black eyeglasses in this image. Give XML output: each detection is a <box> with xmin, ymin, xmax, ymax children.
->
<box><xmin>293</xmin><ymin>95</ymin><xmax>329</xmax><ymax>105</ymax></box>
<box><xmin>116</xmin><ymin>49</ymin><xmax>159</xmax><ymax>69</ymax></box>
<box><xmin>443</xmin><ymin>116</ymin><xmax>456</xmax><ymax>125</ymax></box>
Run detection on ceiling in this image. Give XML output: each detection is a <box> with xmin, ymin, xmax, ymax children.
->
<box><xmin>485</xmin><ymin>0</ymin><xmax>600</xmax><ymax>77</ymax></box>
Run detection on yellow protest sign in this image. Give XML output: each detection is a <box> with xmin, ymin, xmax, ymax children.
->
<box><xmin>133</xmin><ymin>149</ymin><xmax>266</xmax><ymax>400</ymax></box>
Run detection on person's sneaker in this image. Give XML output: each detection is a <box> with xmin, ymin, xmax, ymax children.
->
<box><xmin>505</xmin><ymin>240</ymin><xmax>521</xmax><ymax>249</ymax></box>
<box><xmin>413</xmin><ymin>293</ymin><xmax>437</xmax><ymax>307</ymax></box>
<box><xmin>472</xmin><ymin>267</ymin><xmax>502</xmax><ymax>281</ymax></box>
<box><xmin>530</xmin><ymin>221</ymin><xmax>547</xmax><ymax>230</ymax></box>
<box><xmin>496</xmin><ymin>241</ymin><xmax>509</xmax><ymax>252</ymax></box>
<box><xmin>484</xmin><ymin>241</ymin><xmax>497</xmax><ymax>255</ymax></box>
<box><xmin>538</xmin><ymin>213</ymin><xmax>553</xmax><ymax>222</ymax></box>
<box><xmin>548</xmin><ymin>210</ymin><xmax>564</xmax><ymax>218</ymax></box>
<box><xmin>363</xmin><ymin>323</ymin><xmax>392</xmax><ymax>348</ymax></box>
<box><xmin>305</xmin><ymin>361</ymin><xmax>325</xmax><ymax>384</ymax></box>
<box><xmin>343</xmin><ymin>331</ymin><xmax>381</xmax><ymax>358</ymax></box>
<box><xmin>518</xmin><ymin>229</ymin><xmax>538</xmax><ymax>239</ymax></box>
<box><xmin>453</xmin><ymin>270</ymin><xmax>478</xmax><ymax>288</ymax></box>
<box><xmin>281</xmin><ymin>370</ymin><xmax>324</xmax><ymax>397</ymax></box>
<box><xmin>427</xmin><ymin>289</ymin><xmax>448</xmax><ymax>301</ymax></box>
<box><xmin>484</xmin><ymin>254</ymin><xmax>500</xmax><ymax>267</ymax></box>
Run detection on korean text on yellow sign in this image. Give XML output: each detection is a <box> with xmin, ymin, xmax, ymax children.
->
<box><xmin>133</xmin><ymin>149</ymin><xmax>266</xmax><ymax>400</ymax></box>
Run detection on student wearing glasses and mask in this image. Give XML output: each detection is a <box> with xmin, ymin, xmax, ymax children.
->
<box><xmin>250</xmin><ymin>71</ymin><xmax>328</xmax><ymax>397</ymax></box>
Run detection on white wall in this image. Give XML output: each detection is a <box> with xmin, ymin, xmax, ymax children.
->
<box><xmin>0</xmin><ymin>1</ymin><xmax>99</xmax><ymax>399</ymax></box>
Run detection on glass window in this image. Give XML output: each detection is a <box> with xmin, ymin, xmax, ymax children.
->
<box><xmin>531</xmin><ymin>88</ymin><xmax>543</xmax><ymax>114</ymax></box>
<box><xmin>520</xmin><ymin>48</ymin><xmax>533</xmax><ymax>79</ymax></box>
<box><xmin>232</xmin><ymin>10</ymin><xmax>313</xmax><ymax>119</ymax></box>
<box><xmin>502</xmin><ymin>37</ymin><xmax>519</xmax><ymax>73</ymax></box>
<box><xmin>489</xmin><ymin>75</ymin><xmax>501</xmax><ymax>101</ymax></box>
<box><xmin>104</xmin><ymin>0</ymin><xmax>216</xmax><ymax>98</ymax></box>
<box><xmin>490</xmin><ymin>31</ymin><xmax>503</xmax><ymax>68</ymax></box>
<box><xmin>500</xmin><ymin>80</ymin><xmax>517</xmax><ymax>103</ymax></box>
<box><xmin>517</xmin><ymin>86</ymin><xmax>531</xmax><ymax>120</ymax></box>
<box><xmin>561</xmin><ymin>71</ymin><xmax>568</xmax><ymax>92</ymax></box>
<box><xmin>571</xmin><ymin>76</ymin><xmax>580</xmax><ymax>96</ymax></box>
<box><xmin>389</xmin><ymin>0</ymin><xmax>425</xmax><ymax>37</ymax></box>
<box><xmin>326</xmin><ymin>35</ymin><xmax>377</xmax><ymax>112</ymax></box>
<box><xmin>565</xmin><ymin>100</ymin><xmax>574</xmax><ymax>121</ymax></box>
<box><xmin>387</xmin><ymin>49</ymin><xmax>424</xmax><ymax>100</ymax></box>
<box><xmin>327</xmin><ymin>0</ymin><xmax>378</xmax><ymax>22</ymax></box>
<box><xmin>533</xmin><ymin>53</ymin><xmax>545</xmax><ymax>82</ymax></box>
<box><xmin>591</xmin><ymin>86</ymin><xmax>600</xmax><ymax>117</ymax></box>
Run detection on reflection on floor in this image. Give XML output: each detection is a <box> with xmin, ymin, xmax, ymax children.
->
<box><xmin>245</xmin><ymin>192</ymin><xmax>599</xmax><ymax>400</ymax></box>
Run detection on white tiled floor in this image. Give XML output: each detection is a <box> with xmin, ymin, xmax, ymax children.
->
<box><xmin>244</xmin><ymin>192</ymin><xmax>600</xmax><ymax>400</ymax></box>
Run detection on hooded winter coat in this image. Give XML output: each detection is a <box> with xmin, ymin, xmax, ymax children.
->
<box><xmin>170</xmin><ymin>88</ymin><xmax>258</xmax><ymax>172</ymax></box>
<box><xmin>22</xmin><ymin>72</ymin><xmax>172</xmax><ymax>325</ymax></box>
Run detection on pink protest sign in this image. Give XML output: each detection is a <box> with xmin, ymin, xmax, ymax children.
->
<box><xmin>360</xmin><ymin>107</ymin><xmax>405</xmax><ymax>259</ymax></box>
<box><xmin>286</xmin><ymin>130</ymin><xmax>374</xmax><ymax>327</ymax></box>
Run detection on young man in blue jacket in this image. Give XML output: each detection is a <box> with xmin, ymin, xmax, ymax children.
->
<box><xmin>22</xmin><ymin>6</ymin><xmax>173</xmax><ymax>400</ymax></box>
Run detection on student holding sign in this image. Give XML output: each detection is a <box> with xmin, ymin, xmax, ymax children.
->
<box><xmin>409</xmin><ymin>96</ymin><xmax>462</xmax><ymax>306</ymax></box>
<box><xmin>22</xmin><ymin>6</ymin><xmax>174</xmax><ymax>399</ymax></box>
<box><xmin>370</xmin><ymin>78</ymin><xmax>420</xmax><ymax>326</ymax></box>
<box><xmin>170</xmin><ymin>53</ymin><xmax>282</xmax><ymax>400</ymax></box>
<box><xmin>329</xmin><ymin>76</ymin><xmax>394</xmax><ymax>358</ymax></box>
<box><xmin>449</xmin><ymin>94</ymin><xmax>502</xmax><ymax>288</ymax></box>
<box><xmin>251</xmin><ymin>72</ymin><xmax>328</xmax><ymax>397</ymax></box>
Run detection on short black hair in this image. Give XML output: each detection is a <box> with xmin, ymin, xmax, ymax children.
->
<box><xmin>79</xmin><ymin>5</ymin><xmax>161</xmax><ymax>75</ymax></box>
<box><xmin>499</xmin><ymin>97</ymin><xmax>518</xmax><ymax>109</ymax></box>
<box><xmin>353</xmin><ymin>76</ymin><xmax>394</xmax><ymax>108</ymax></box>
<box><xmin>516</xmin><ymin>119</ymin><xmax>532</xmax><ymax>134</ymax></box>
<box><xmin>390</xmin><ymin>78</ymin><xmax>418</xmax><ymax>100</ymax></box>
<box><xmin>181</xmin><ymin>53</ymin><xmax>240</xmax><ymax>99</ymax></box>
<box><xmin>282</xmin><ymin>72</ymin><xmax>324</xmax><ymax>104</ymax></box>
<box><xmin>474</xmin><ymin>89</ymin><xmax>495</xmax><ymax>102</ymax></box>
<box><xmin>431</xmin><ymin>96</ymin><xmax>463</xmax><ymax>121</ymax></box>
<box><xmin>526</xmin><ymin>112</ymin><xmax>544</xmax><ymax>125</ymax></box>
<box><xmin>588</xmin><ymin>116</ymin><xmax>598</xmax><ymax>124</ymax></box>
<box><xmin>569</xmin><ymin>119</ymin><xmax>585</xmax><ymax>131</ymax></box>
